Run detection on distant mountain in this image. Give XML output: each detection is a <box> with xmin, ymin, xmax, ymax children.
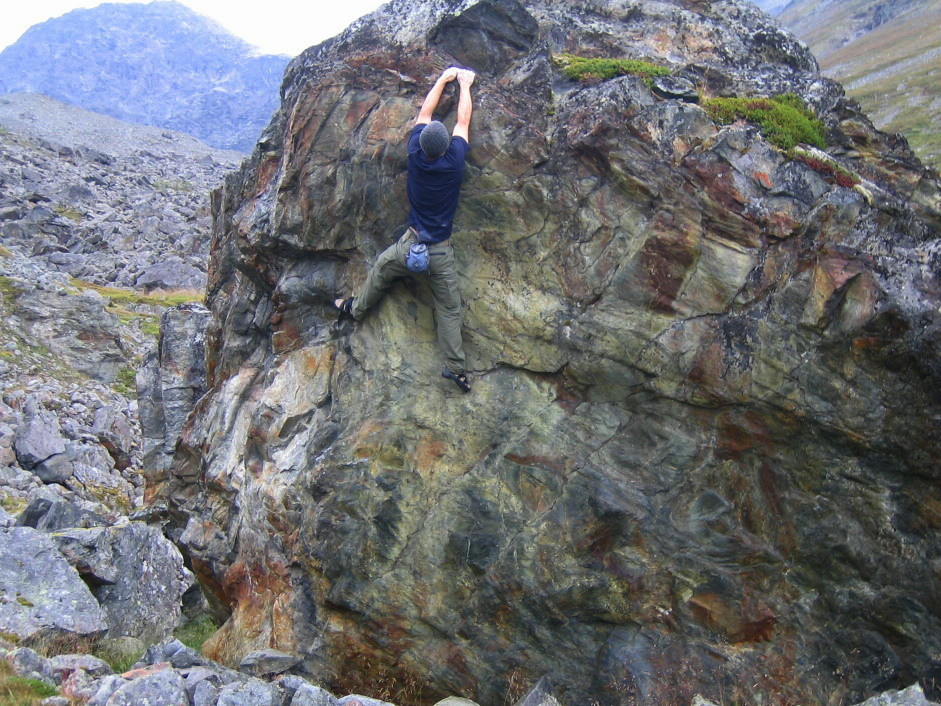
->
<box><xmin>0</xmin><ymin>1</ymin><xmax>290</xmax><ymax>152</ymax></box>
<box><xmin>775</xmin><ymin>0</ymin><xmax>941</xmax><ymax>169</ymax></box>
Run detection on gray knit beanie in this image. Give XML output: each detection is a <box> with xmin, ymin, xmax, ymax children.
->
<box><xmin>419</xmin><ymin>121</ymin><xmax>450</xmax><ymax>158</ymax></box>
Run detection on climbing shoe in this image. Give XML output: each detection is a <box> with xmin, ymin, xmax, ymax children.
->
<box><xmin>442</xmin><ymin>368</ymin><xmax>471</xmax><ymax>393</ymax></box>
<box><xmin>334</xmin><ymin>297</ymin><xmax>354</xmax><ymax>319</ymax></box>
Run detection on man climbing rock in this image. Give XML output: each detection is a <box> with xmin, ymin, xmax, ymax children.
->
<box><xmin>335</xmin><ymin>66</ymin><xmax>475</xmax><ymax>393</ymax></box>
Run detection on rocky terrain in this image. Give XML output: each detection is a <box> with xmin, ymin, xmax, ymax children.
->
<box><xmin>3</xmin><ymin>0</ymin><xmax>941</xmax><ymax>704</ymax></box>
<box><xmin>0</xmin><ymin>91</ymin><xmax>241</xmax><ymax>518</ymax></box>
<box><xmin>773</xmin><ymin>0</ymin><xmax>941</xmax><ymax>169</ymax></box>
<box><xmin>0</xmin><ymin>1</ymin><xmax>289</xmax><ymax>152</ymax></box>
<box><xmin>0</xmin><ymin>93</ymin><xmax>227</xmax><ymax>697</ymax></box>
<box><xmin>142</xmin><ymin>0</ymin><xmax>941</xmax><ymax>703</ymax></box>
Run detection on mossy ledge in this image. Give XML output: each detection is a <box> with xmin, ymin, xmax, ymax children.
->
<box><xmin>703</xmin><ymin>93</ymin><xmax>826</xmax><ymax>150</ymax></box>
<box><xmin>552</xmin><ymin>53</ymin><xmax>671</xmax><ymax>85</ymax></box>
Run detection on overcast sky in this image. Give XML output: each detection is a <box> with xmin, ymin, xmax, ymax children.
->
<box><xmin>1</xmin><ymin>0</ymin><xmax>388</xmax><ymax>56</ymax></box>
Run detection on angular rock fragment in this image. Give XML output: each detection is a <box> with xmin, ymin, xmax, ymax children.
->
<box><xmin>0</xmin><ymin>526</ymin><xmax>106</xmax><ymax>642</ymax></box>
<box><xmin>52</xmin><ymin>522</ymin><xmax>193</xmax><ymax>642</ymax></box>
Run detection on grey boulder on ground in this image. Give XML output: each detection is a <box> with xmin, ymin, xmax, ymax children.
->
<box><xmin>855</xmin><ymin>684</ymin><xmax>941</xmax><ymax>706</ymax></box>
<box><xmin>104</xmin><ymin>666</ymin><xmax>188</xmax><ymax>706</ymax></box>
<box><xmin>136</xmin><ymin>258</ymin><xmax>207</xmax><ymax>293</ymax></box>
<box><xmin>52</xmin><ymin>521</ymin><xmax>194</xmax><ymax>643</ymax></box>
<box><xmin>13</xmin><ymin>398</ymin><xmax>71</xmax><ymax>483</ymax></box>
<box><xmin>0</xmin><ymin>525</ymin><xmax>106</xmax><ymax>642</ymax></box>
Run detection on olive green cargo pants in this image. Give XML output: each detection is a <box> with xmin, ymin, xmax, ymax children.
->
<box><xmin>351</xmin><ymin>229</ymin><xmax>466</xmax><ymax>375</ymax></box>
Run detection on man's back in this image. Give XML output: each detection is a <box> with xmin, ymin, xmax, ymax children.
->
<box><xmin>406</xmin><ymin>124</ymin><xmax>469</xmax><ymax>243</ymax></box>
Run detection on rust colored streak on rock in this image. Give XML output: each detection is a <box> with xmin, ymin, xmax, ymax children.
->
<box><xmin>636</xmin><ymin>232</ymin><xmax>696</xmax><ymax>313</ymax></box>
<box><xmin>503</xmin><ymin>453</ymin><xmax>567</xmax><ymax>474</ymax></box>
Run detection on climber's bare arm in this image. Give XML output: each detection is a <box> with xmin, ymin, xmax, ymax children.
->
<box><xmin>416</xmin><ymin>67</ymin><xmax>459</xmax><ymax>125</ymax></box>
<box><xmin>452</xmin><ymin>69</ymin><xmax>475</xmax><ymax>142</ymax></box>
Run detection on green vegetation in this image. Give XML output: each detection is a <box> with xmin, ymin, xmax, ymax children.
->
<box><xmin>152</xmin><ymin>178</ymin><xmax>193</xmax><ymax>193</ymax></box>
<box><xmin>0</xmin><ymin>493</ymin><xmax>27</xmax><ymax>517</ymax></box>
<box><xmin>0</xmin><ymin>276</ymin><xmax>22</xmax><ymax>300</ymax></box>
<box><xmin>53</xmin><ymin>204</ymin><xmax>84</xmax><ymax>222</ymax></box>
<box><xmin>0</xmin><ymin>661</ymin><xmax>58</xmax><ymax>705</ymax></box>
<box><xmin>94</xmin><ymin>646</ymin><xmax>140</xmax><ymax>675</ymax></box>
<box><xmin>70</xmin><ymin>279</ymin><xmax>203</xmax><ymax>308</ymax></box>
<box><xmin>789</xmin><ymin>147</ymin><xmax>861</xmax><ymax>187</ymax></box>
<box><xmin>0</xmin><ymin>246</ymin><xmax>13</xmax><ymax>259</ymax></box>
<box><xmin>174</xmin><ymin>615</ymin><xmax>218</xmax><ymax>652</ymax></box>
<box><xmin>553</xmin><ymin>53</ymin><xmax>671</xmax><ymax>85</ymax></box>
<box><xmin>113</xmin><ymin>366</ymin><xmax>138</xmax><ymax>397</ymax></box>
<box><xmin>703</xmin><ymin>93</ymin><xmax>826</xmax><ymax>150</ymax></box>
<box><xmin>69</xmin><ymin>278</ymin><xmax>202</xmax><ymax>343</ymax></box>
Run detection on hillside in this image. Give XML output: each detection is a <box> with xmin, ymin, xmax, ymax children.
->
<box><xmin>777</xmin><ymin>0</ymin><xmax>941</xmax><ymax>168</ymax></box>
<box><xmin>0</xmin><ymin>1</ymin><xmax>289</xmax><ymax>152</ymax></box>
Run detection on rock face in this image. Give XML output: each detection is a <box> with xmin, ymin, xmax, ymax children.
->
<box><xmin>158</xmin><ymin>0</ymin><xmax>941</xmax><ymax>703</ymax></box>
<box><xmin>0</xmin><ymin>1</ymin><xmax>288</xmax><ymax>152</ymax></box>
<box><xmin>138</xmin><ymin>303</ymin><xmax>212</xmax><ymax>479</ymax></box>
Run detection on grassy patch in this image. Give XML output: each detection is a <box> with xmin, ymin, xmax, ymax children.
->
<box><xmin>0</xmin><ymin>276</ymin><xmax>23</xmax><ymax>300</ymax></box>
<box><xmin>0</xmin><ymin>246</ymin><xmax>13</xmax><ymax>259</ymax></box>
<box><xmin>69</xmin><ymin>279</ymin><xmax>203</xmax><ymax>308</ymax></box>
<box><xmin>113</xmin><ymin>366</ymin><xmax>138</xmax><ymax>397</ymax></box>
<box><xmin>0</xmin><ymin>661</ymin><xmax>58</xmax><ymax>705</ymax></box>
<box><xmin>174</xmin><ymin>615</ymin><xmax>217</xmax><ymax>652</ymax></box>
<box><xmin>152</xmin><ymin>178</ymin><xmax>193</xmax><ymax>193</ymax></box>
<box><xmin>94</xmin><ymin>647</ymin><xmax>140</xmax><ymax>675</ymax></box>
<box><xmin>0</xmin><ymin>493</ymin><xmax>27</xmax><ymax>517</ymax></box>
<box><xmin>553</xmin><ymin>53</ymin><xmax>671</xmax><ymax>85</ymax></box>
<box><xmin>53</xmin><ymin>204</ymin><xmax>84</xmax><ymax>222</ymax></box>
<box><xmin>703</xmin><ymin>93</ymin><xmax>826</xmax><ymax>150</ymax></box>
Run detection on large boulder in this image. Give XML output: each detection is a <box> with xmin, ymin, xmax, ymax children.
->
<box><xmin>0</xmin><ymin>525</ymin><xmax>107</xmax><ymax>642</ymax></box>
<box><xmin>13</xmin><ymin>397</ymin><xmax>72</xmax><ymax>483</ymax></box>
<box><xmin>10</xmin><ymin>284</ymin><xmax>127</xmax><ymax>383</ymax></box>
<box><xmin>52</xmin><ymin>521</ymin><xmax>194</xmax><ymax>643</ymax></box>
<box><xmin>157</xmin><ymin>0</ymin><xmax>941</xmax><ymax>704</ymax></box>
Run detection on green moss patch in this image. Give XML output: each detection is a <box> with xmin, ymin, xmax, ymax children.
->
<box><xmin>703</xmin><ymin>93</ymin><xmax>826</xmax><ymax>150</ymax></box>
<box><xmin>553</xmin><ymin>53</ymin><xmax>671</xmax><ymax>85</ymax></box>
<box><xmin>0</xmin><ymin>660</ymin><xmax>58</xmax><ymax>704</ymax></box>
<box><xmin>53</xmin><ymin>204</ymin><xmax>85</xmax><ymax>222</ymax></box>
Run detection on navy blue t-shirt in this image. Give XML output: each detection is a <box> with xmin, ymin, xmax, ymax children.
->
<box><xmin>407</xmin><ymin>124</ymin><xmax>469</xmax><ymax>243</ymax></box>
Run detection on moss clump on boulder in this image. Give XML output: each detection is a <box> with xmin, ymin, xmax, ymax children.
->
<box><xmin>553</xmin><ymin>53</ymin><xmax>671</xmax><ymax>84</ymax></box>
<box><xmin>703</xmin><ymin>93</ymin><xmax>826</xmax><ymax>150</ymax></box>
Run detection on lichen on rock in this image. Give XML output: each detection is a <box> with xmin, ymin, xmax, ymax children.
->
<box><xmin>157</xmin><ymin>0</ymin><xmax>941</xmax><ymax>703</ymax></box>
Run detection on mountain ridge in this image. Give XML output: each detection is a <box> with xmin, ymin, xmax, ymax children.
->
<box><xmin>0</xmin><ymin>1</ymin><xmax>289</xmax><ymax>152</ymax></box>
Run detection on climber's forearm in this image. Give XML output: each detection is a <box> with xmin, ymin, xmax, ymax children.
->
<box><xmin>453</xmin><ymin>83</ymin><xmax>473</xmax><ymax>142</ymax></box>
<box><xmin>416</xmin><ymin>70</ymin><xmax>457</xmax><ymax>125</ymax></box>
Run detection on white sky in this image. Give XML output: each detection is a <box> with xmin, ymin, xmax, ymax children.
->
<box><xmin>0</xmin><ymin>0</ymin><xmax>388</xmax><ymax>57</ymax></box>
